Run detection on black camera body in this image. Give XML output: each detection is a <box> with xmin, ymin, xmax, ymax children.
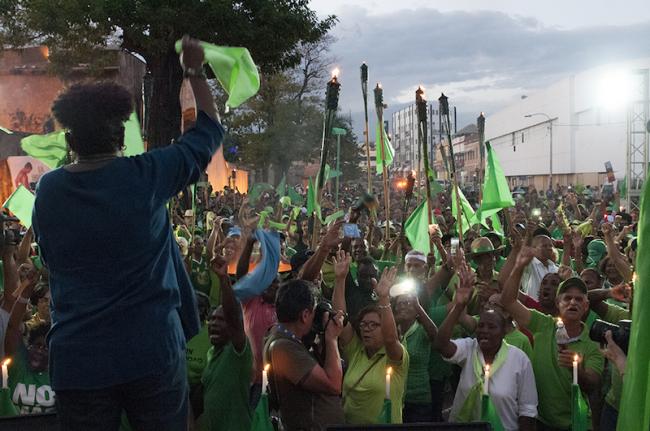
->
<box><xmin>590</xmin><ymin>319</ymin><xmax>631</xmax><ymax>354</ymax></box>
<box><xmin>312</xmin><ymin>300</ymin><xmax>348</xmax><ymax>334</ymax></box>
<box><xmin>0</xmin><ymin>213</ymin><xmax>21</xmax><ymax>247</ymax></box>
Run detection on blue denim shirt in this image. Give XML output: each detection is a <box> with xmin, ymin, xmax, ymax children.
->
<box><xmin>33</xmin><ymin>112</ymin><xmax>224</xmax><ymax>390</ymax></box>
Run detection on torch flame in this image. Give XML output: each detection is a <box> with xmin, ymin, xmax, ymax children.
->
<box><xmin>377</xmin><ymin>82</ymin><xmax>382</xmax><ymax>89</ymax></box>
<box><xmin>2</xmin><ymin>358</ymin><xmax>11</xmax><ymax>367</ymax></box>
<box><xmin>332</xmin><ymin>68</ymin><xmax>340</xmax><ymax>78</ymax></box>
<box><xmin>264</xmin><ymin>363</ymin><xmax>270</xmax><ymax>372</ymax></box>
<box><xmin>573</xmin><ymin>354</ymin><xmax>579</xmax><ymax>363</ymax></box>
<box><xmin>386</xmin><ymin>366</ymin><xmax>393</xmax><ymax>376</ymax></box>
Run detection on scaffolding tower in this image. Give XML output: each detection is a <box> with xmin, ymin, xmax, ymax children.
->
<box><xmin>626</xmin><ymin>68</ymin><xmax>650</xmax><ymax>211</ymax></box>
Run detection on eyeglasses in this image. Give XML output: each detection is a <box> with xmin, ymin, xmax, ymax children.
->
<box><xmin>359</xmin><ymin>321</ymin><xmax>381</xmax><ymax>331</ymax></box>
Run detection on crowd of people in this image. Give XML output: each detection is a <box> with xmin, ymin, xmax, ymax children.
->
<box><xmin>0</xmin><ymin>38</ymin><xmax>636</xmax><ymax>431</ymax></box>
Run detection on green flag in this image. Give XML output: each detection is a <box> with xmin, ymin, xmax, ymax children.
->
<box><xmin>618</xmin><ymin>176</ymin><xmax>627</xmax><ymax>198</ymax></box>
<box><xmin>0</xmin><ymin>125</ymin><xmax>12</xmax><ymax>134</ymax></box>
<box><xmin>248</xmin><ymin>183</ymin><xmax>274</xmax><ymax>205</ymax></box>
<box><xmin>175</xmin><ymin>40</ymin><xmax>260</xmax><ymax>110</ymax></box>
<box><xmin>618</xmin><ymin>182</ymin><xmax>650</xmax><ymax>430</ymax></box>
<box><xmin>480</xmin><ymin>142</ymin><xmax>514</xmax><ymax>214</ymax></box>
<box><xmin>375</xmin><ymin>123</ymin><xmax>394</xmax><ymax>174</ymax></box>
<box><xmin>307</xmin><ymin>177</ymin><xmax>319</xmax><ymax>216</ymax></box>
<box><xmin>404</xmin><ymin>200</ymin><xmax>431</xmax><ymax>255</ymax></box>
<box><xmin>322</xmin><ymin>210</ymin><xmax>344</xmax><ymax>225</ymax></box>
<box><xmin>288</xmin><ymin>188</ymin><xmax>303</xmax><ymax>206</ymax></box>
<box><xmin>428</xmin><ymin>168</ymin><xmax>444</xmax><ymax>196</ymax></box>
<box><xmin>123</xmin><ymin>111</ymin><xmax>145</xmax><ymax>156</ymax></box>
<box><xmin>3</xmin><ymin>185</ymin><xmax>35</xmax><ymax>229</ymax></box>
<box><xmin>251</xmin><ymin>394</ymin><xmax>274</xmax><ymax>431</ymax></box>
<box><xmin>481</xmin><ymin>394</ymin><xmax>505</xmax><ymax>431</ymax></box>
<box><xmin>20</xmin><ymin>130</ymin><xmax>67</xmax><ymax>169</ymax></box>
<box><xmin>451</xmin><ymin>186</ymin><xmax>478</xmax><ymax>234</ymax></box>
<box><xmin>571</xmin><ymin>384</ymin><xmax>589</xmax><ymax>431</ymax></box>
<box><xmin>276</xmin><ymin>175</ymin><xmax>287</xmax><ymax>197</ymax></box>
<box><xmin>377</xmin><ymin>398</ymin><xmax>392</xmax><ymax>424</ymax></box>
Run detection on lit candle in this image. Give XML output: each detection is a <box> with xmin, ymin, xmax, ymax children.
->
<box><xmin>484</xmin><ymin>364</ymin><xmax>490</xmax><ymax>395</ymax></box>
<box><xmin>2</xmin><ymin>359</ymin><xmax>10</xmax><ymax>389</ymax></box>
<box><xmin>573</xmin><ymin>354</ymin><xmax>579</xmax><ymax>385</ymax></box>
<box><xmin>262</xmin><ymin>363</ymin><xmax>270</xmax><ymax>395</ymax></box>
<box><xmin>385</xmin><ymin>367</ymin><xmax>392</xmax><ymax>400</ymax></box>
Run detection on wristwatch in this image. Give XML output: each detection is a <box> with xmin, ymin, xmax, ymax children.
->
<box><xmin>183</xmin><ymin>66</ymin><xmax>206</xmax><ymax>79</ymax></box>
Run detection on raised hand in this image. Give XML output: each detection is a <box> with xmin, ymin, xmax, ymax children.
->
<box><xmin>373</xmin><ymin>266</ymin><xmax>398</xmax><ymax>299</ymax></box>
<box><xmin>455</xmin><ymin>260</ymin><xmax>474</xmax><ymax>306</ymax></box>
<box><xmin>332</xmin><ymin>250</ymin><xmax>351</xmax><ymax>280</ymax></box>
<box><xmin>601</xmin><ymin>222</ymin><xmax>613</xmax><ymax>237</ymax></box>
<box><xmin>320</xmin><ymin>219</ymin><xmax>344</xmax><ymax>249</ymax></box>
<box><xmin>210</xmin><ymin>254</ymin><xmax>229</xmax><ymax>277</ymax></box>
<box><xmin>610</xmin><ymin>283</ymin><xmax>632</xmax><ymax>303</ymax></box>
<box><xmin>515</xmin><ymin>246</ymin><xmax>536</xmax><ymax>267</ymax></box>
<box><xmin>180</xmin><ymin>35</ymin><xmax>205</xmax><ymax>71</ymax></box>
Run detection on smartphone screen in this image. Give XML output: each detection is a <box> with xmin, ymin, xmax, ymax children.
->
<box><xmin>450</xmin><ymin>238</ymin><xmax>460</xmax><ymax>254</ymax></box>
<box><xmin>343</xmin><ymin>223</ymin><xmax>361</xmax><ymax>238</ymax></box>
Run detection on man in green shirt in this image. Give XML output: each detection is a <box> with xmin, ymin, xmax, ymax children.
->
<box><xmin>197</xmin><ymin>256</ymin><xmax>252</xmax><ymax>431</ymax></box>
<box><xmin>502</xmin><ymin>247</ymin><xmax>604</xmax><ymax>430</ymax></box>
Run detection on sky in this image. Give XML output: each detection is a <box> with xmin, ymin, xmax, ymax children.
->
<box><xmin>308</xmin><ymin>0</ymin><xmax>650</xmax><ymax>135</ymax></box>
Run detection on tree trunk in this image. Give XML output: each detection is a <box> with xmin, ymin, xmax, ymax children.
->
<box><xmin>145</xmin><ymin>49</ymin><xmax>183</xmax><ymax>148</ymax></box>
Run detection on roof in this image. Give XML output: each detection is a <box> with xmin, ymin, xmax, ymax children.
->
<box><xmin>455</xmin><ymin>123</ymin><xmax>478</xmax><ymax>136</ymax></box>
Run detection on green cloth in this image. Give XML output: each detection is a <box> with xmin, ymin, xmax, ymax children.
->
<box><xmin>0</xmin><ymin>388</ymin><xmax>17</xmax><ymax>417</ymax></box>
<box><xmin>504</xmin><ymin>329</ymin><xmax>533</xmax><ymax>359</ymax></box>
<box><xmin>481</xmin><ymin>394</ymin><xmax>505</xmax><ymax>431</ymax></box>
<box><xmin>208</xmin><ymin>271</ymin><xmax>222</xmax><ymax>308</ymax></box>
<box><xmin>3</xmin><ymin>185</ymin><xmax>35</xmax><ymax>229</ymax></box>
<box><xmin>404</xmin><ymin>200</ymin><xmax>432</xmax><ymax>254</ymax></box>
<box><xmin>276</xmin><ymin>175</ymin><xmax>286</xmax><ymax>197</ymax></box>
<box><xmin>251</xmin><ymin>393</ymin><xmax>274</xmax><ymax>431</ymax></box>
<box><xmin>186</xmin><ymin>325</ymin><xmax>211</xmax><ymax>386</ymax></box>
<box><xmin>123</xmin><ymin>111</ymin><xmax>145</xmax><ymax>156</ymax></box>
<box><xmin>478</xmin><ymin>142</ymin><xmax>515</xmax><ymax>215</ymax></box>
<box><xmin>175</xmin><ymin>40</ymin><xmax>260</xmax><ymax>110</ymax></box>
<box><xmin>341</xmin><ymin>335</ymin><xmax>409</xmax><ymax>424</ymax></box>
<box><xmin>572</xmin><ymin>383</ymin><xmax>589</xmax><ymax>431</ymax></box>
<box><xmin>527</xmin><ymin>310</ymin><xmax>604</xmax><ymax>429</ymax></box>
<box><xmin>20</xmin><ymin>130</ymin><xmax>67</xmax><ymax>169</ymax></box>
<box><xmin>198</xmin><ymin>341</ymin><xmax>253</xmax><ymax>431</ymax></box>
<box><xmin>402</xmin><ymin>322</ymin><xmax>432</xmax><ymax>404</ymax></box>
<box><xmin>451</xmin><ymin>186</ymin><xmax>478</xmax><ymax>234</ymax></box>
<box><xmin>307</xmin><ymin>177</ymin><xmax>318</xmax><ymax>215</ymax></box>
<box><xmin>248</xmin><ymin>183</ymin><xmax>274</xmax><ymax>205</ymax></box>
<box><xmin>495</xmin><ymin>256</ymin><xmax>506</xmax><ymax>272</ymax></box>
<box><xmin>8</xmin><ymin>348</ymin><xmax>54</xmax><ymax>414</ymax></box>
<box><xmin>427</xmin><ymin>302</ymin><xmax>452</xmax><ymax>382</ymax></box>
<box><xmin>375</xmin><ymin>122</ymin><xmax>394</xmax><ymax>174</ymax></box>
<box><xmin>377</xmin><ymin>398</ymin><xmax>392</xmax><ymax>424</ymax></box>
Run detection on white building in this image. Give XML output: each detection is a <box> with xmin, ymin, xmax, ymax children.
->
<box><xmin>391</xmin><ymin>103</ymin><xmax>442</xmax><ymax>175</ymax></box>
<box><xmin>485</xmin><ymin>59</ymin><xmax>650</xmax><ymax>193</ymax></box>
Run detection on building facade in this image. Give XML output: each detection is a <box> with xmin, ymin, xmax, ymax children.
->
<box><xmin>433</xmin><ymin>124</ymin><xmax>481</xmax><ymax>188</ymax></box>
<box><xmin>391</xmin><ymin>102</ymin><xmax>441</xmax><ymax>176</ymax></box>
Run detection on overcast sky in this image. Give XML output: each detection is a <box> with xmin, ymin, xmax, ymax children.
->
<box><xmin>308</xmin><ymin>0</ymin><xmax>650</xmax><ymax>134</ymax></box>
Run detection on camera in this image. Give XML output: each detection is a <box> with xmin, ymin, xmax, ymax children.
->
<box><xmin>0</xmin><ymin>213</ymin><xmax>21</xmax><ymax>247</ymax></box>
<box><xmin>312</xmin><ymin>300</ymin><xmax>348</xmax><ymax>334</ymax></box>
<box><xmin>589</xmin><ymin>319</ymin><xmax>631</xmax><ymax>354</ymax></box>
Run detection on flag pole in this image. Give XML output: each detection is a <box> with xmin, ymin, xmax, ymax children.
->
<box><xmin>439</xmin><ymin>93</ymin><xmax>463</xmax><ymax>244</ymax></box>
<box><xmin>416</xmin><ymin>86</ymin><xmax>433</xmax><ymax>225</ymax></box>
<box><xmin>374</xmin><ymin>83</ymin><xmax>391</xmax><ymax>242</ymax></box>
<box><xmin>361</xmin><ymin>63</ymin><xmax>372</xmax><ymax>193</ymax></box>
<box><xmin>477</xmin><ymin>112</ymin><xmax>486</xmax><ymax>202</ymax></box>
<box><xmin>311</xmin><ymin>69</ymin><xmax>341</xmax><ymax>249</ymax></box>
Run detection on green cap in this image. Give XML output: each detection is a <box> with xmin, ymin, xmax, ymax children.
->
<box><xmin>557</xmin><ymin>277</ymin><xmax>588</xmax><ymax>296</ymax></box>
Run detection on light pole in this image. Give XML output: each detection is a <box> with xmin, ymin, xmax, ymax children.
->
<box><xmin>332</xmin><ymin>127</ymin><xmax>347</xmax><ymax>208</ymax></box>
<box><xmin>525</xmin><ymin>112</ymin><xmax>554</xmax><ymax>189</ymax></box>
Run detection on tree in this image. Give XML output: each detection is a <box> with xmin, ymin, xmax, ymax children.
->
<box><xmin>0</xmin><ymin>0</ymin><xmax>335</xmax><ymax>148</ymax></box>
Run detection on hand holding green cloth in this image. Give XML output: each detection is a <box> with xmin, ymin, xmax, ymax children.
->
<box><xmin>20</xmin><ymin>130</ymin><xmax>67</xmax><ymax>169</ymax></box>
<box><xmin>3</xmin><ymin>185</ymin><xmax>35</xmax><ymax>229</ymax></box>
<box><xmin>174</xmin><ymin>40</ymin><xmax>260</xmax><ymax>110</ymax></box>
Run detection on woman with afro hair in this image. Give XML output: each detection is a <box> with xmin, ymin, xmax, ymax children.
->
<box><xmin>32</xmin><ymin>36</ymin><xmax>223</xmax><ymax>430</ymax></box>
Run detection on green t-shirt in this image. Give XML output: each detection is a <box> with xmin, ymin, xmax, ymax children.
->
<box><xmin>427</xmin><ymin>302</ymin><xmax>451</xmax><ymax>382</ymax></box>
<box><xmin>528</xmin><ymin>310</ymin><xmax>604</xmax><ymax>429</ymax></box>
<box><xmin>186</xmin><ymin>325</ymin><xmax>211</xmax><ymax>386</ymax></box>
<box><xmin>342</xmin><ymin>335</ymin><xmax>409</xmax><ymax>424</ymax></box>
<box><xmin>401</xmin><ymin>322</ymin><xmax>431</xmax><ymax>404</ymax></box>
<box><xmin>504</xmin><ymin>329</ymin><xmax>533</xmax><ymax>359</ymax></box>
<box><xmin>198</xmin><ymin>341</ymin><xmax>253</xmax><ymax>431</ymax></box>
<box><xmin>8</xmin><ymin>349</ymin><xmax>54</xmax><ymax>415</ymax></box>
<box><xmin>191</xmin><ymin>257</ymin><xmax>212</xmax><ymax>296</ymax></box>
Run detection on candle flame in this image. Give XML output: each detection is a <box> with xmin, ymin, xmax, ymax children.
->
<box><xmin>484</xmin><ymin>364</ymin><xmax>490</xmax><ymax>373</ymax></box>
<box><xmin>386</xmin><ymin>366</ymin><xmax>393</xmax><ymax>376</ymax></box>
<box><xmin>332</xmin><ymin>68</ymin><xmax>340</xmax><ymax>78</ymax></box>
<box><xmin>556</xmin><ymin>317</ymin><xmax>563</xmax><ymax>326</ymax></box>
<box><xmin>633</xmin><ymin>272</ymin><xmax>638</xmax><ymax>283</ymax></box>
<box><xmin>264</xmin><ymin>363</ymin><xmax>270</xmax><ymax>372</ymax></box>
<box><xmin>574</xmin><ymin>354</ymin><xmax>579</xmax><ymax>362</ymax></box>
<box><xmin>2</xmin><ymin>358</ymin><xmax>11</xmax><ymax>367</ymax></box>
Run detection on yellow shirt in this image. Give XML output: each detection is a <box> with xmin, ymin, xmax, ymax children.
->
<box><xmin>342</xmin><ymin>335</ymin><xmax>409</xmax><ymax>424</ymax></box>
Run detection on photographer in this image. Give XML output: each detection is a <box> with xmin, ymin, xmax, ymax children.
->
<box><xmin>263</xmin><ymin>279</ymin><xmax>345</xmax><ymax>431</ymax></box>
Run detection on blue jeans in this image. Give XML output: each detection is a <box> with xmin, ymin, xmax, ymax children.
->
<box><xmin>56</xmin><ymin>355</ymin><xmax>188</xmax><ymax>431</ymax></box>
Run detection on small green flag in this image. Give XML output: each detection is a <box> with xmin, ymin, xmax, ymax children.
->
<box><xmin>248</xmin><ymin>183</ymin><xmax>274</xmax><ymax>205</ymax></box>
<box><xmin>481</xmin><ymin>394</ymin><xmax>505</xmax><ymax>431</ymax></box>
<box><xmin>306</xmin><ymin>177</ymin><xmax>321</xmax><ymax>220</ymax></box>
<box><xmin>404</xmin><ymin>200</ymin><xmax>431</xmax><ymax>255</ymax></box>
<box><xmin>251</xmin><ymin>394</ymin><xmax>274</xmax><ymax>431</ymax></box>
<box><xmin>123</xmin><ymin>111</ymin><xmax>145</xmax><ymax>157</ymax></box>
<box><xmin>323</xmin><ymin>210</ymin><xmax>345</xmax><ymax>225</ymax></box>
<box><xmin>479</xmin><ymin>142</ymin><xmax>514</xmax><ymax>217</ymax></box>
<box><xmin>375</xmin><ymin>123</ymin><xmax>394</xmax><ymax>175</ymax></box>
<box><xmin>20</xmin><ymin>130</ymin><xmax>67</xmax><ymax>169</ymax></box>
<box><xmin>288</xmin><ymin>188</ymin><xmax>303</xmax><ymax>206</ymax></box>
<box><xmin>3</xmin><ymin>185</ymin><xmax>35</xmax><ymax>229</ymax></box>
<box><xmin>451</xmin><ymin>186</ymin><xmax>477</xmax><ymax>234</ymax></box>
<box><xmin>377</xmin><ymin>398</ymin><xmax>392</xmax><ymax>424</ymax></box>
<box><xmin>618</xmin><ymin>180</ymin><xmax>650</xmax><ymax>430</ymax></box>
<box><xmin>276</xmin><ymin>175</ymin><xmax>287</xmax><ymax>197</ymax></box>
<box><xmin>618</xmin><ymin>176</ymin><xmax>627</xmax><ymax>198</ymax></box>
<box><xmin>571</xmin><ymin>384</ymin><xmax>589</xmax><ymax>431</ymax></box>
<box><xmin>0</xmin><ymin>125</ymin><xmax>12</xmax><ymax>134</ymax></box>
<box><xmin>175</xmin><ymin>40</ymin><xmax>261</xmax><ymax>110</ymax></box>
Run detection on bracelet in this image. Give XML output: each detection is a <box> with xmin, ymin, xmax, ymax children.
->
<box><xmin>378</xmin><ymin>303</ymin><xmax>391</xmax><ymax>310</ymax></box>
<box><xmin>17</xmin><ymin>296</ymin><xmax>29</xmax><ymax>304</ymax></box>
<box><xmin>183</xmin><ymin>66</ymin><xmax>207</xmax><ymax>79</ymax></box>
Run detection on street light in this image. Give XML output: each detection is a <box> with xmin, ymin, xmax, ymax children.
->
<box><xmin>332</xmin><ymin>127</ymin><xmax>347</xmax><ymax>208</ymax></box>
<box><xmin>524</xmin><ymin>112</ymin><xmax>554</xmax><ymax>189</ymax></box>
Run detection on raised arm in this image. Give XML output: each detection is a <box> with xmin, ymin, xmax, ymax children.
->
<box><xmin>500</xmin><ymin>246</ymin><xmax>535</xmax><ymax>328</ymax></box>
<box><xmin>205</xmin><ymin>219</ymin><xmax>221</xmax><ymax>264</ymax></box>
<box><xmin>16</xmin><ymin>228</ymin><xmax>34</xmax><ymax>266</ymax></box>
<box><xmin>181</xmin><ymin>36</ymin><xmax>219</xmax><ymax>122</ymax></box>
<box><xmin>299</xmin><ymin>220</ymin><xmax>343</xmax><ymax>282</ymax></box>
<box><xmin>331</xmin><ymin>250</ymin><xmax>354</xmax><ymax>346</ymax></box>
<box><xmin>373</xmin><ymin>267</ymin><xmax>402</xmax><ymax>361</ymax></box>
<box><xmin>602</xmin><ymin>223</ymin><xmax>633</xmax><ymax>282</ymax></box>
<box><xmin>210</xmin><ymin>255</ymin><xmax>246</xmax><ymax>352</ymax></box>
<box><xmin>414</xmin><ymin>297</ymin><xmax>438</xmax><ymax>343</ymax></box>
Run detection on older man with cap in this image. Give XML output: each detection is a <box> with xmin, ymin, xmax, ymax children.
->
<box><xmin>502</xmin><ymin>246</ymin><xmax>604</xmax><ymax>431</ymax></box>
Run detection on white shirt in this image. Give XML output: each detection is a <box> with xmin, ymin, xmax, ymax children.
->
<box><xmin>521</xmin><ymin>257</ymin><xmax>558</xmax><ymax>300</ymax></box>
<box><xmin>445</xmin><ymin>338</ymin><xmax>538</xmax><ymax>431</ymax></box>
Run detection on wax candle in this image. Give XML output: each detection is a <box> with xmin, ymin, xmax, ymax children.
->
<box><xmin>573</xmin><ymin>354</ymin><xmax>579</xmax><ymax>385</ymax></box>
<box><xmin>2</xmin><ymin>359</ymin><xmax>10</xmax><ymax>390</ymax></box>
<box><xmin>484</xmin><ymin>364</ymin><xmax>490</xmax><ymax>395</ymax></box>
<box><xmin>262</xmin><ymin>363</ymin><xmax>270</xmax><ymax>395</ymax></box>
<box><xmin>385</xmin><ymin>367</ymin><xmax>392</xmax><ymax>400</ymax></box>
